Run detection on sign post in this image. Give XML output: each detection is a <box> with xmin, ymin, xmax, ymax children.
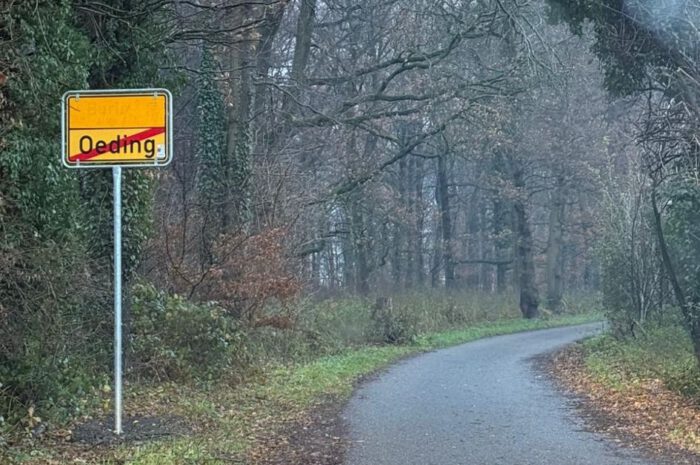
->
<box><xmin>62</xmin><ymin>89</ymin><xmax>172</xmax><ymax>434</ymax></box>
<box><xmin>113</xmin><ymin>166</ymin><xmax>123</xmax><ymax>434</ymax></box>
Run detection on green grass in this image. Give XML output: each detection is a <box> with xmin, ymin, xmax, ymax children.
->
<box><xmin>575</xmin><ymin>321</ymin><xmax>700</xmax><ymax>455</ymax></box>
<box><xmin>419</xmin><ymin>313</ymin><xmax>599</xmax><ymax>348</ymax></box>
<box><xmin>4</xmin><ymin>302</ymin><xmax>601</xmax><ymax>465</ymax></box>
<box><xmin>104</xmin><ymin>312</ymin><xmax>599</xmax><ymax>465</ymax></box>
<box><xmin>247</xmin><ymin>290</ymin><xmax>600</xmax><ymax>363</ymax></box>
<box><xmin>582</xmin><ymin>324</ymin><xmax>700</xmax><ymax>397</ymax></box>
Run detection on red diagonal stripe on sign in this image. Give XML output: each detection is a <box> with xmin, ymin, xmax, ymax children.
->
<box><xmin>69</xmin><ymin>127</ymin><xmax>165</xmax><ymax>162</ymax></box>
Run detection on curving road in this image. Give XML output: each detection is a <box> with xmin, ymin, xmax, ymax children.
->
<box><xmin>343</xmin><ymin>323</ymin><xmax>661</xmax><ymax>465</ymax></box>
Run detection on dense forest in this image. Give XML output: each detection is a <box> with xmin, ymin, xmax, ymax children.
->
<box><xmin>1</xmin><ymin>0</ymin><xmax>699</xmax><ymax>463</ymax></box>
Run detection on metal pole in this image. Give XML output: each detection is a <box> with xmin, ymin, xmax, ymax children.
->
<box><xmin>113</xmin><ymin>166</ymin><xmax>123</xmax><ymax>435</ymax></box>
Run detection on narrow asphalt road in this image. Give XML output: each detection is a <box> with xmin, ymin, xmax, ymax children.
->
<box><xmin>343</xmin><ymin>323</ymin><xmax>661</xmax><ymax>465</ymax></box>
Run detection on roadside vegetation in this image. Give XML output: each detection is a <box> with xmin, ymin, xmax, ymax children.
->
<box><xmin>584</xmin><ymin>322</ymin><xmax>700</xmax><ymax>400</ymax></box>
<box><xmin>541</xmin><ymin>1</ymin><xmax>700</xmax><ymax>457</ymax></box>
<box><xmin>1</xmin><ymin>289</ymin><xmax>598</xmax><ymax>464</ymax></box>
<box><xmin>2</xmin><ymin>0</ymin><xmax>700</xmax><ymax>464</ymax></box>
<box><xmin>551</xmin><ymin>319</ymin><xmax>700</xmax><ymax>457</ymax></box>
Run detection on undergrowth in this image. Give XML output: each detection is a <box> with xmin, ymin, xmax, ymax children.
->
<box><xmin>583</xmin><ymin>322</ymin><xmax>700</xmax><ymax>399</ymax></box>
<box><xmin>1</xmin><ymin>287</ymin><xmax>601</xmax><ymax>464</ymax></box>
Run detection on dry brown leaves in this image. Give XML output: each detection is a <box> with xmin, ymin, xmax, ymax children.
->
<box><xmin>246</xmin><ymin>398</ymin><xmax>347</xmax><ymax>465</ymax></box>
<box><xmin>548</xmin><ymin>347</ymin><xmax>700</xmax><ymax>463</ymax></box>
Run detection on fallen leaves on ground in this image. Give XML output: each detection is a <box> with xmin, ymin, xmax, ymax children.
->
<box><xmin>547</xmin><ymin>346</ymin><xmax>700</xmax><ymax>463</ymax></box>
<box><xmin>246</xmin><ymin>397</ymin><xmax>347</xmax><ymax>465</ymax></box>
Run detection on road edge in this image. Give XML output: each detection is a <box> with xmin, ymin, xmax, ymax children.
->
<box><xmin>250</xmin><ymin>317</ymin><xmax>602</xmax><ymax>465</ymax></box>
<box><xmin>534</xmin><ymin>344</ymin><xmax>700</xmax><ymax>465</ymax></box>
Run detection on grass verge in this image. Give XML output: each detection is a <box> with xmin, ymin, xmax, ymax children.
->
<box><xmin>4</xmin><ymin>312</ymin><xmax>600</xmax><ymax>465</ymax></box>
<box><xmin>550</xmin><ymin>324</ymin><xmax>700</xmax><ymax>457</ymax></box>
<box><xmin>583</xmin><ymin>325</ymin><xmax>700</xmax><ymax>397</ymax></box>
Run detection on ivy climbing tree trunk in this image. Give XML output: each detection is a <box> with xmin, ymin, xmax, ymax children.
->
<box><xmin>224</xmin><ymin>3</ymin><xmax>254</xmax><ymax>230</ymax></box>
<box><xmin>195</xmin><ymin>47</ymin><xmax>228</xmax><ymax>264</ymax></box>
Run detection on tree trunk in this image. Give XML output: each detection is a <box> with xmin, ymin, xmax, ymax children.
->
<box><xmin>437</xmin><ymin>153</ymin><xmax>456</xmax><ymax>288</ymax></box>
<box><xmin>492</xmin><ymin>151</ymin><xmax>512</xmax><ymax>293</ymax></box>
<box><xmin>282</xmin><ymin>0</ymin><xmax>315</xmax><ymax>116</ymax></box>
<box><xmin>391</xmin><ymin>220</ymin><xmax>403</xmax><ymax>288</ymax></box>
<box><xmin>493</xmin><ymin>198</ymin><xmax>510</xmax><ymax>293</ymax></box>
<box><xmin>546</xmin><ymin>177</ymin><xmax>565</xmax><ymax>312</ymax></box>
<box><xmin>465</xmin><ymin>194</ymin><xmax>480</xmax><ymax>288</ymax></box>
<box><xmin>252</xmin><ymin>1</ymin><xmax>288</xmax><ymax>159</ymax></box>
<box><xmin>431</xmin><ymin>212</ymin><xmax>442</xmax><ymax>288</ymax></box>
<box><xmin>253</xmin><ymin>1</ymin><xmax>288</xmax><ymax>117</ymax></box>
<box><xmin>290</xmin><ymin>0</ymin><xmax>315</xmax><ymax>86</ymax></box>
<box><xmin>478</xmin><ymin>204</ymin><xmax>492</xmax><ymax>291</ymax></box>
<box><xmin>512</xmin><ymin>161</ymin><xmax>539</xmax><ymax>318</ymax></box>
<box><xmin>352</xmin><ymin>202</ymin><xmax>370</xmax><ymax>295</ymax></box>
<box><xmin>224</xmin><ymin>3</ymin><xmax>255</xmax><ymax>229</ymax></box>
<box><xmin>393</xmin><ymin>157</ymin><xmax>408</xmax><ymax>288</ymax></box>
<box><xmin>327</xmin><ymin>238</ymin><xmax>337</xmax><ymax>290</ymax></box>
<box><xmin>413</xmin><ymin>156</ymin><xmax>426</xmax><ymax>286</ymax></box>
<box><xmin>405</xmin><ymin>156</ymin><xmax>416</xmax><ymax>287</ymax></box>
<box><xmin>651</xmin><ymin>186</ymin><xmax>700</xmax><ymax>363</ymax></box>
<box><xmin>341</xmin><ymin>206</ymin><xmax>356</xmax><ymax>291</ymax></box>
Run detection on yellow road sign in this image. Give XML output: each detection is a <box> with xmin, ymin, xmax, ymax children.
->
<box><xmin>62</xmin><ymin>89</ymin><xmax>172</xmax><ymax>168</ymax></box>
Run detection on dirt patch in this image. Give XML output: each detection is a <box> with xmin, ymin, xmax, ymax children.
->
<box><xmin>536</xmin><ymin>345</ymin><xmax>700</xmax><ymax>465</ymax></box>
<box><xmin>247</xmin><ymin>396</ymin><xmax>347</xmax><ymax>465</ymax></box>
<box><xmin>71</xmin><ymin>414</ymin><xmax>189</xmax><ymax>446</ymax></box>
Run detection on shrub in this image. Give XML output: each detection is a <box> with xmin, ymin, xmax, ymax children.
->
<box><xmin>584</xmin><ymin>322</ymin><xmax>700</xmax><ymax>398</ymax></box>
<box><xmin>155</xmin><ymin>227</ymin><xmax>301</xmax><ymax>326</ymax></box>
<box><xmin>0</xmin><ymin>238</ymin><xmax>110</xmax><ymax>426</ymax></box>
<box><xmin>596</xmin><ymin>187</ymin><xmax>665</xmax><ymax>337</ymax></box>
<box><xmin>369</xmin><ymin>298</ymin><xmax>418</xmax><ymax>344</ymax></box>
<box><xmin>130</xmin><ymin>283</ymin><xmax>249</xmax><ymax>382</ymax></box>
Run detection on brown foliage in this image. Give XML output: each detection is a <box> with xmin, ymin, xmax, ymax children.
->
<box><xmin>159</xmin><ymin>226</ymin><xmax>301</xmax><ymax>327</ymax></box>
<box><xmin>211</xmin><ymin>228</ymin><xmax>301</xmax><ymax>325</ymax></box>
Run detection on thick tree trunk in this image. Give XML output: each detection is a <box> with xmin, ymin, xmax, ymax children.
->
<box><xmin>290</xmin><ymin>0</ymin><xmax>315</xmax><ymax>86</ymax></box>
<box><xmin>252</xmin><ymin>1</ymin><xmax>288</xmax><ymax>159</ymax></box>
<box><xmin>437</xmin><ymin>154</ymin><xmax>456</xmax><ymax>288</ymax></box>
<box><xmin>343</xmin><ymin>198</ymin><xmax>369</xmax><ymax>295</ymax></box>
<box><xmin>345</xmin><ymin>132</ymin><xmax>379</xmax><ymax>295</ymax></box>
<box><xmin>260</xmin><ymin>0</ymin><xmax>314</xmax><ymax>162</ymax></box>
<box><xmin>512</xmin><ymin>162</ymin><xmax>539</xmax><ymax>318</ymax></box>
<box><xmin>282</xmin><ymin>0</ymin><xmax>315</xmax><ymax>116</ymax></box>
<box><xmin>492</xmin><ymin>151</ymin><xmax>512</xmax><ymax>293</ymax></box>
<box><xmin>253</xmin><ymin>1</ymin><xmax>288</xmax><ymax>117</ymax></box>
<box><xmin>514</xmin><ymin>202</ymin><xmax>539</xmax><ymax>318</ymax></box>
<box><xmin>224</xmin><ymin>3</ymin><xmax>255</xmax><ymax>229</ymax></box>
<box><xmin>546</xmin><ymin>177</ymin><xmax>565</xmax><ymax>312</ymax></box>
